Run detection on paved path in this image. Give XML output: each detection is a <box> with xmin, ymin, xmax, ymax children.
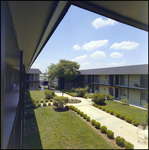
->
<box><xmin>54</xmin><ymin>90</ymin><xmax>148</xmax><ymax>149</ymax></box>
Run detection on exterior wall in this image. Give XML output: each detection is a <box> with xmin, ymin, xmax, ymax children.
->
<box><xmin>94</xmin><ymin>85</ymin><xmax>99</xmax><ymax>93</ymax></box>
<box><xmin>99</xmin><ymin>75</ymin><xmax>109</xmax><ymax>84</ymax></box>
<box><xmin>99</xmin><ymin>85</ymin><xmax>109</xmax><ymax>94</ymax></box>
<box><xmin>119</xmin><ymin>88</ymin><xmax>127</xmax><ymax>100</ymax></box>
<box><xmin>29</xmin><ymin>82</ymin><xmax>39</xmax><ymax>91</ymax></box>
<box><xmin>129</xmin><ymin>75</ymin><xmax>140</xmax><ymax>87</ymax></box>
<box><xmin>129</xmin><ymin>89</ymin><xmax>140</xmax><ymax>105</ymax></box>
<box><xmin>140</xmin><ymin>90</ymin><xmax>148</xmax><ymax>106</ymax></box>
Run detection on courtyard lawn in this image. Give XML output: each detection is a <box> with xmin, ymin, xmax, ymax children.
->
<box><xmin>30</xmin><ymin>90</ymin><xmax>45</xmax><ymax>100</ymax></box>
<box><xmin>23</xmin><ymin>106</ymin><xmax>118</xmax><ymax>149</ymax></box>
<box><xmin>99</xmin><ymin>100</ymin><xmax>147</xmax><ymax>125</ymax></box>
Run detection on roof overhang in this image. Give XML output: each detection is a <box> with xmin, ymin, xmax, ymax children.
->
<box><xmin>5</xmin><ymin>1</ymin><xmax>148</xmax><ymax>73</ymax></box>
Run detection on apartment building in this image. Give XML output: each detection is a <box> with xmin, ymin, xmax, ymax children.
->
<box><xmin>78</xmin><ymin>64</ymin><xmax>148</xmax><ymax>107</ymax></box>
<box><xmin>26</xmin><ymin>69</ymin><xmax>42</xmax><ymax>90</ymax></box>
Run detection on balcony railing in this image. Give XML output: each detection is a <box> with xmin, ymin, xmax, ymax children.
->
<box><xmin>129</xmin><ymin>81</ymin><xmax>148</xmax><ymax>89</ymax></box>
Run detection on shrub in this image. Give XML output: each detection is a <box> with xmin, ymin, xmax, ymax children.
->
<box><xmin>77</xmin><ymin>109</ymin><xmax>80</xmax><ymax>114</ymax></box>
<box><xmin>48</xmin><ymin>102</ymin><xmax>51</xmax><ymax>106</ymax></box>
<box><xmin>44</xmin><ymin>89</ymin><xmax>55</xmax><ymax>99</ymax></box>
<box><xmin>98</xmin><ymin>106</ymin><xmax>102</xmax><ymax>109</ymax></box>
<box><xmin>25</xmin><ymin>109</ymin><xmax>34</xmax><ymax>119</ymax></box>
<box><xmin>53</xmin><ymin>96</ymin><xmax>68</xmax><ymax>108</ymax></box>
<box><xmin>70</xmin><ymin>105</ymin><xmax>75</xmax><ymax>110</ymax></box>
<box><xmin>37</xmin><ymin>103</ymin><xmax>41</xmax><ymax>107</ymax></box>
<box><xmin>45</xmin><ymin>99</ymin><xmax>48</xmax><ymax>102</ymax></box>
<box><xmin>125</xmin><ymin>116</ymin><xmax>132</xmax><ymax>123</ymax></box>
<box><xmin>40</xmin><ymin>100</ymin><xmax>44</xmax><ymax>103</ymax></box>
<box><xmin>101</xmin><ymin>125</ymin><xmax>107</xmax><ymax>133</ymax></box>
<box><xmin>50</xmin><ymin>99</ymin><xmax>53</xmax><ymax>102</ymax></box>
<box><xmin>36</xmin><ymin>100</ymin><xmax>39</xmax><ymax>103</ymax></box>
<box><xmin>116</xmin><ymin>112</ymin><xmax>120</xmax><ymax>118</ymax></box>
<box><xmin>53</xmin><ymin>101</ymin><xmax>58</xmax><ymax>106</ymax></box>
<box><xmin>80</xmin><ymin>111</ymin><xmax>84</xmax><ymax>116</ymax></box>
<box><xmin>92</xmin><ymin>93</ymin><xmax>106</xmax><ymax>105</ymax></box>
<box><xmin>106</xmin><ymin>93</ymin><xmax>114</xmax><ymax>100</ymax></box>
<box><xmin>65</xmin><ymin>105</ymin><xmax>69</xmax><ymax>110</ymax></box>
<box><xmin>37</xmin><ymin>88</ymin><xmax>41</xmax><ymax>91</ymax></box>
<box><xmin>74</xmin><ymin>107</ymin><xmax>78</xmax><ymax>112</ymax></box>
<box><xmin>83</xmin><ymin>114</ymin><xmax>87</xmax><ymax>119</ymax></box>
<box><xmin>95</xmin><ymin>122</ymin><xmax>101</xmax><ymax>129</ymax></box>
<box><xmin>91</xmin><ymin>119</ymin><xmax>96</xmax><ymax>126</ymax></box>
<box><xmin>43</xmin><ymin>102</ymin><xmax>46</xmax><ymax>106</ymax></box>
<box><xmin>95</xmin><ymin>104</ymin><xmax>98</xmax><ymax>107</ymax></box>
<box><xmin>106</xmin><ymin>109</ymin><xmax>109</xmax><ymax>113</ymax></box>
<box><xmin>106</xmin><ymin>130</ymin><xmax>114</xmax><ymax>139</ymax></box>
<box><xmin>83</xmin><ymin>95</ymin><xmax>87</xmax><ymax>99</ymax></box>
<box><xmin>75</xmin><ymin>88</ymin><xmax>86</xmax><ymax>97</ymax></box>
<box><xmin>120</xmin><ymin>114</ymin><xmax>125</xmax><ymax>119</ymax></box>
<box><xmin>124</xmin><ymin>141</ymin><xmax>134</xmax><ymax>149</ymax></box>
<box><xmin>109</xmin><ymin>110</ymin><xmax>114</xmax><ymax>115</ymax></box>
<box><xmin>116</xmin><ymin>136</ymin><xmax>125</xmax><ymax>147</ymax></box>
<box><xmin>102</xmin><ymin>107</ymin><xmax>105</xmax><ymax>111</ymax></box>
<box><xmin>121</xmin><ymin>99</ymin><xmax>129</xmax><ymax>105</ymax></box>
<box><xmin>132</xmin><ymin>120</ymin><xmax>140</xmax><ymax>126</ymax></box>
<box><xmin>86</xmin><ymin>116</ymin><xmax>90</xmax><ymax>122</ymax></box>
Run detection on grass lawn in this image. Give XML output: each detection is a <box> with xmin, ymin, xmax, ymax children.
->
<box><xmin>23</xmin><ymin>106</ymin><xmax>118</xmax><ymax>149</ymax></box>
<box><xmin>30</xmin><ymin>91</ymin><xmax>45</xmax><ymax>100</ymax></box>
<box><xmin>98</xmin><ymin>100</ymin><xmax>147</xmax><ymax>124</ymax></box>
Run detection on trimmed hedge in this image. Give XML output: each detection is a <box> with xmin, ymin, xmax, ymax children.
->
<box><xmin>106</xmin><ymin>130</ymin><xmax>114</xmax><ymax>139</ymax></box>
<box><xmin>48</xmin><ymin>102</ymin><xmax>51</xmax><ymax>106</ymax></box>
<box><xmin>40</xmin><ymin>100</ymin><xmax>44</xmax><ymax>103</ymax></box>
<box><xmin>80</xmin><ymin>111</ymin><xmax>84</xmax><ymax>116</ymax></box>
<box><xmin>98</xmin><ymin>106</ymin><xmax>102</xmax><ymax>109</ymax></box>
<box><xmin>77</xmin><ymin>109</ymin><xmax>80</xmax><ymax>114</ymax></box>
<box><xmin>124</xmin><ymin>141</ymin><xmax>134</xmax><ymax>149</ymax></box>
<box><xmin>100</xmin><ymin>125</ymin><xmax>107</xmax><ymax>133</ymax></box>
<box><xmin>109</xmin><ymin>110</ymin><xmax>114</xmax><ymax>115</ymax></box>
<box><xmin>101</xmin><ymin>107</ymin><xmax>105</xmax><ymax>111</ymax></box>
<box><xmin>95</xmin><ymin>104</ymin><xmax>98</xmax><ymax>107</ymax></box>
<box><xmin>37</xmin><ymin>103</ymin><xmax>41</xmax><ymax>107</ymax></box>
<box><xmin>116</xmin><ymin>112</ymin><xmax>120</xmax><ymax>118</ymax></box>
<box><xmin>74</xmin><ymin>108</ymin><xmax>78</xmax><ymax>112</ymax></box>
<box><xmin>83</xmin><ymin>114</ymin><xmax>87</xmax><ymax>119</ymax></box>
<box><xmin>106</xmin><ymin>109</ymin><xmax>109</xmax><ymax>113</ymax></box>
<box><xmin>86</xmin><ymin>116</ymin><xmax>90</xmax><ymax>122</ymax></box>
<box><xmin>125</xmin><ymin>116</ymin><xmax>132</xmax><ymax>123</ymax></box>
<box><xmin>120</xmin><ymin>114</ymin><xmax>125</xmax><ymax>120</ymax></box>
<box><xmin>45</xmin><ymin>99</ymin><xmax>48</xmax><ymax>102</ymax></box>
<box><xmin>132</xmin><ymin>120</ymin><xmax>140</xmax><ymax>126</ymax></box>
<box><xmin>43</xmin><ymin>102</ymin><xmax>46</xmax><ymax>106</ymax></box>
<box><xmin>95</xmin><ymin>122</ymin><xmax>101</xmax><ymax>129</ymax></box>
<box><xmin>91</xmin><ymin>119</ymin><xmax>96</xmax><ymax>126</ymax></box>
<box><xmin>116</xmin><ymin>136</ymin><xmax>125</xmax><ymax>147</ymax></box>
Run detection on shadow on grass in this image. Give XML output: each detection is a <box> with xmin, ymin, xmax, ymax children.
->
<box><xmin>23</xmin><ymin>107</ymin><xmax>43</xmax><ymax>149</ymax></box>
<box><xmin>54</xmin><ymin>107</ymin><xmax>70</xmax><ymax>112</ymax></box>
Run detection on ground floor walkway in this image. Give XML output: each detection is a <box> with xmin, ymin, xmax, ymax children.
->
<box><xmin>54</xmin><ymin>90</ymin><xmax>148</xmax><ymax>149</ymax></box>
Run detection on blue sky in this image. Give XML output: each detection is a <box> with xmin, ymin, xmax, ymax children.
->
<box><xmin>31</xmin><ymin>5</ymin><xmax>148</xmax><ymax>74</ymax></box>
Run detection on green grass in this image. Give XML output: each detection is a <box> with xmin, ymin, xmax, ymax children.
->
<box><xmin>85</xmin><ymin>93</ymin><xmax>93</xmax><ymax>98</ymax></box>
<box><xmin>99</xmin><ymin>100</ymin><xmax>147</xmax><ymax>124</ymax></box>
<box><xmin>24</xmin><ymin>107</ymin><xmax>118</xmax><ymax>149</ymax></box>
<box><xmin>30</xmin><ymin>91</ymin><xmax>45</xmax><ymax>100</ymax></box>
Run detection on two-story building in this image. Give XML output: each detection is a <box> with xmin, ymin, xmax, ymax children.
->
<box><xmin>26</xmin><ymin>69</ymin><xmax>42</xmax><ymax>90</ymax></box>
<box><xmin>78</xmin><ymin>64</ymin><xmax>148</xmax><ymax>107</ymax></box>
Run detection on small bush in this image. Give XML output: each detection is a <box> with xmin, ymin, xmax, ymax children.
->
<box><xmin>106</xmin><ymin>130</ymin><xmax>114</xmax><ymax>139</ymax></box>
<box><xmin>77</xmin><ymin>109</ymin><xmax>80</xmax><ymax>114</ymax></box>
<box><xmin>86</xmin><ymin>116</ymin><xmax>90</xmax><ymax>122</ymax></box>
<box><xmin>120</xmin><ymin>114</ymin><xmax>125</xmax><ymax>119</ymax></box>
<box><xmin>92</xmin><ymin>93</ymin><xmax>106</xmax><ymax>105</ymax></box>
<box><xmin>65</xmin><ymin>105</ymin><xmax>69</xmax><ymax>110</ymax></box>
<box><xmin>132</xmin><ymin>120</ymin><xmax>140</xmax><ymax>126</ymax></box>
<box><xmin>74</xmin><ymin>107</ymin><xmax>78</xmax><ymax>112</ymax></box>
<box><xmin>101</xmin><ymin>125</ymin><xmax>107</xmax><ymax>133</ymax></box>
<box><xmin>93</xmin><ymin>103</ymin><xmax>96</xmax><ymax>106</ymax></box>
<box><xmin>102</xmin><ymin>107</ymin><xmax>105</xmax><ymax>111</ymax></box>
<box><xmin>43</xmin><ymin>102</ymin><xmax>46</xmax><ymax>106</ymax></box>
<box><xmin>83</xmin><ymin>114</ymin><xmax>87</xmax><ymax>119</ymax></box>
<box><xmin>83</xmin><ymin>95</ymin><xmax>87</xmax><ymax>99</ymax></box>
<box><xmin>50</xmin><ymin>99</ymin><xmax>53</xmax><ymax>102</ymax></box>
<box><xmin>37</xmin><ymin>103</ymin><xmax>41</xmax><ymax>107</ymax></box>
<box><xmin>124</xmin><ymin>141</ymin><xmax>134</xmax><ymax>149</ymax></box>
<box><xmin>95</xmin><ymin>104</ymin><xmax>98</xmax><ymax>107</ymax></box>
<box><xmin>116</xmin><ymin>136</ymin><xmax>125</xmax><ymax>147</ymax></box>
<box><xmin>116</xmin><ymin>112</ymin><xmax>120</xmax><ymax>118</ymax></box>
<box><xmin>48</xmin><ymin>102</ymin><xmax>51</xmax><ymax>106</ymax></box>
<box><xmin>106</xmin><ymin>93</ymin><xmax>114</xmax><ymax>100</ymax></box>
<box><xmin>80</xmin><ymin>111</ymin><xmax>84</xmax><ymax>116</ymax></box>
<box><xmin>98</xmin><ymin>106</ymin><xmax>102</xmax><ymax>109</ymax></box>
<box><xmin>70</xmin><ymin>105</ymin><xmax>74</xmax><ymax>110</ymax></box>
<box><xmin>106</xmin><ymin>109</ymin><xmax>109</xmax><ymax>113</ymax></box>
<box><xmin>36</xmin><ymin>100</ymin><xmax>39</xmax><ymax>103</ymax></box>
<box><xmin>121</xmin><ymin>99</ymin><xmax>129</xmax><ymax>105</ymax></box>
<box><xmin>44</xmin><ymin>89</ymin><xmax>55</xmax><ymax>99</ymax></box>
<box><xmin>45</xmin><ymin>99</ymin><xmax>48</xmax><ymax>102</ymax></box>
<box><xmin>109</xmin><ymin>110</ymin><xmax>114</xmax><ymax>115</ymax></box>
<box><xmin>95</xmin><ymin>122</ymin><xmax>101</xmax><ymax>129</ymax></box>
<box><xmin>125</xmin><ymin>116</ymin><xmax>132</xmax><ymax>123</ymax></box>
<box><xmin>91</xmin><ymin>119</ymin><xmax>96</xmax><ymax>126</ymax></box>
<box><xmin>53</xmin><ymin>101</ymin><xmax>58</xmax><ymax>106</ymax></box>
<box><xmin>75</xmin><ymin>88</ymin><xmax>86</xmax><ymax>97</ymax></box>
<box><xmin>40</xmin><ymin>100</ymin><xmax>44</xmax><ymax>103</ymax></box>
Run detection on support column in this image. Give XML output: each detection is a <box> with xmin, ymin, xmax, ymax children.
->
<box><xmin>127</xmin><ymin>74</ymin><xmax>129</xmax><ymax>100</ymax></box>
<box><xmin>1</xmin><ymin>1</ymin><xmax>6</xmax><ymax>148</ymax></box>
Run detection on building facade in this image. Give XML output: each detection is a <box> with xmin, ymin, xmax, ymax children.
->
<box><xmin>78</xmin><ymin>64</ymin><xmax>148</xmax><ymax>107</ymax></box>
<box><xmin>26</xmin><ymin>69</ymin><xmax>42</xmax><ymax>90</ymax></box>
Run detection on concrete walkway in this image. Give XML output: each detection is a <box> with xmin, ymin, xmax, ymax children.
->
<box><xmin>54</xmin><ymin>90</ymin><xmax>148</xmax><ymax>149</ymax></box>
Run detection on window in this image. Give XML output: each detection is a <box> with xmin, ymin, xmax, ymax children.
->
<box><xmin>96</xmin><ymin>86</ymin><xmax>98</xmax><ymax>90</ymax></box>
<box><xmin>141</xmin><ymin>91</ymin><xmax>148</xmax><ymax>101</ymax></box>
<box><xmin>120</xmin><ymin>89</ymin><xmax>126</xmax><ymax>96</ymax></box>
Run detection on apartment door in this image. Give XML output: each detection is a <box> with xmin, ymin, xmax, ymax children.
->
<box><xmin>115</xmin><ymin>75</ymin><xmax>119</xmax><ymax>85</ymax></box>
<box><xmin>92</xmin><ymin>85</ymin><xmax>94</xmax><ymax>93</ymax></box>
<box><xmin>115</xmin><ymin>88</ymin><xmax>119</xmax><ymax>99</ymax></box>
<box><xmin>109</xmin><ymin>87</ymin><xmax>113</xmax><ymax>96</ymax></box>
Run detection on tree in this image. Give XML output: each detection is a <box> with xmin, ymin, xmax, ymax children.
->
<box><xmin>47</xmin><ymin>59</ymin><xmax>80</xmax><ymax>89</ymax></box>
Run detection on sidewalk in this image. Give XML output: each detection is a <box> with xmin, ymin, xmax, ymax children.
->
<box><xmin>54</xmin><ymin>90</ymin><xmax>148</xmax><ymax>149</ymax></box>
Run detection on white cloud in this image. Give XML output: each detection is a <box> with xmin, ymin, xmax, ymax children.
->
<box><xmin>73</xmin><ymin>44</ymin><xmax>81</xmax><ymax>50</ymax></box>
<box><xmin>110</xmin><ymin>52</ymin><xmax>123</xmax><ymax>58</ymax></box>
<box><xmin>90</xmin><ymin>50</ymin><xmax>106</xmax><ymax>59</ymax></box>
<box><xmin>82</xmin><ymin>40</ymin><xmax>108</xmax><ymax>51</ymax></box>
<box><xmin>92</xmin><ymin>17</ymin><xmax>118</xmax><ymax>29</ymax></box>
<box><xmin>110</xmin><ymin>41</ymin><xmax>139</xmax><ymax>50</ymax></box>
<box><xmin>80</xmin><ymin>61</ymin><xmax>91</xmax><ymax>69</ymax></box>
<box><xmin>72</xmin><ymin>55</ymin><xmax>87</xmax><ymax>62</ymax></box>
<box><xmin>106</xmin><ymin>60</ymin><xmax>126</xmax><ymax>67</ymax></box>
